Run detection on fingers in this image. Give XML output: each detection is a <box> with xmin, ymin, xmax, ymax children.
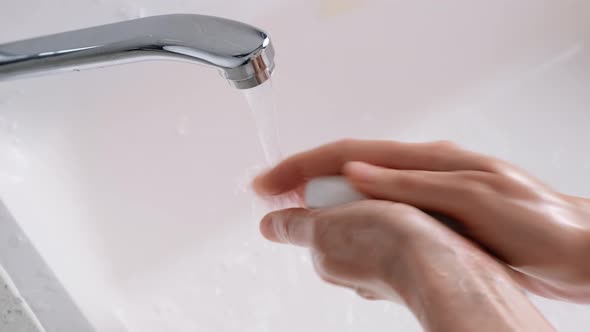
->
<box><xmin>253</xmin><ymin>139</ymin><xmax>497</xmax><ymax>196</ymax></box>
<box><xmin>343</xmin><ymin>161</ymin><xmax>492</xmax><ymax>223</ymax></box>
<box><xmin>260</xmin><ymin>208</ymin><xmax>315</xmax><ymax>247</ymax></box>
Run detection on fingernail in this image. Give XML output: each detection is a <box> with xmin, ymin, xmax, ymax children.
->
<box><xmin>260</xmin><ymin>214</ymin><xmax>279</xmax><ymax>242</ymax></box>
<box><xmin>345</xmin><ymin>161</ymin><xmax>380</xmax><ymax>182</ymax></box>
<box><xmin>272</xmin><ymin>215</ymin><xmax>289</xmax><ymax>243</ymax></box>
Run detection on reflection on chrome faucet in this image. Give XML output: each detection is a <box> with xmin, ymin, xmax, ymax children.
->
<box><xmin>0</xmin><ymin>14</ymin><xmax>275</xmax><ymax>89</ymax></box>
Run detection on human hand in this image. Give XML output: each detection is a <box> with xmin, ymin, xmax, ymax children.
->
<box><xmin>254</xmin><ymin>139</ymin><xmax>590</xmax><ymax>302</ymax></box>
<box><xmin>259</xmin><ymin>200</ymin><xmax>554</xmax><ymax>331</ymax></box>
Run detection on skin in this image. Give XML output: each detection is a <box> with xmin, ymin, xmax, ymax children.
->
<box><xmin>254</xmin><ymin>139</ymin><xmax>590</xmax><ymax>303</ymax></box>
<box><xmin>252</xmin><ymin>139</ymin><xmax>590</xmax><ymax>331</ymax></box>
<box><xmin>259</xmin><ymin>200</ymin><xmax>554</xmax><ymax>332</ymax></box>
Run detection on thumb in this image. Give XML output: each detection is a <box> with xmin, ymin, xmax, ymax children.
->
<box><xmin>260</xmin><ymin>208</ymin><xmax>315</xmax><ymax>247</ymax></box>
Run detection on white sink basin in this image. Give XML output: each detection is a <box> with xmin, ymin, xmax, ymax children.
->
<box><xmin>1</xmin><ymin>0</ymin><xmax>589</xmax><ymax>330</ymax></box>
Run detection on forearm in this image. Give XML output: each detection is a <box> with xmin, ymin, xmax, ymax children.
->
<box><xmin>394</xmin><ymin>248</ymin><xmax>555</xmax><ymax>332</ymax></box>
<box><xmin>413</xmin><ymin>271</ymin><xmax>553</xmax><ymax>332</ymax></box>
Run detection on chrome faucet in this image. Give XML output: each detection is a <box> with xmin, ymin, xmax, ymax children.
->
<box><xmin>0</xmin><ymin>14</ymin><xmax>274</xmax><ymax>89</ymax></box>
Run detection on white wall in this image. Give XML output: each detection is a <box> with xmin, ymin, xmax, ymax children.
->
<box><xmin>1</xmin><ymin>0</ymin><xmax>589</xmax><ymax>331</ymax></box>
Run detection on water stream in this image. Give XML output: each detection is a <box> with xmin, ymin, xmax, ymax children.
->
<box><xmin>242</xmin><ymin>79</ymin><xmax>300</xmax><ymax>212</ymax></box>
<box><xmin>242</xmin><ymin>79</ymin><xmax>283</xmax><ymax>166</ymax></box>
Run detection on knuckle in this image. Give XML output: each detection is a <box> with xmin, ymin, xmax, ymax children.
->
<box><xmin>326</xmin><ymin>138</ymin><xmax>358</xmax><ymax>157</ymax></box>
<box><xmin>432</xmin><ymin>140</ymin><xmax>459</xmax><ymax>150</ymax></box>
<box><xmin>455</xmin><ymin>171</ymin><xmax>517</xmax><ymax>196</ymax></box>
<box><xmin>485</xmin><ymin>159</ymin><xmax>509</xmax><ymax>173</ymax></box>
<box><xmin>457</xmin><ymin>180</ymin><xmax>493</xmax><ymax>198</ymax></box>
<box><xmin>332</xmin><ymin>138</ymin><xmax>358</xmax><ymax>157</ymax></box>
<box><xmin>391</xmin><ymin>173</ymin><xmax>420</xmax><ymax>192</ymax></box>
<box><xmin>422</xmin><ymin>147</ymin><xmax>456</xmax><ymax>167</ymax></box>
<box><xmin>333</xmin><ymin>138</ymin><xmax>359</xmax><ymax>148</ymax></box>
<box><xmin>457</xmin><ymin>172</ymin><xmax>494</xmax><ymax>191</ymax></box>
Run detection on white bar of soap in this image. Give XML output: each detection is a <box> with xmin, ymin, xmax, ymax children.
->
<box><xmin>304</xmin><ymin>176</ymin><xmax>368</xmax><ymax>209</ymax></box>
<box><xmin>304</xmin><ymin>177</ymin><xmax>465</xmax><ymax>235</ymax></box>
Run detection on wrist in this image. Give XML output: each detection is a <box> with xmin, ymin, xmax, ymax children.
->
<box><xmin>383</xmin><ymin>241</ymin><xmax>554</xmax><ymax>332</ymax></box>
<box><xmin>385</xmin><ymin>243</ymin><xmax>503</xmax><ymax>311</ymax></box>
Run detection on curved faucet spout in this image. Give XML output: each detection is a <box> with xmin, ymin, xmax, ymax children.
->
<box><xmin>0</xmin><ymin>14</ymin><xmax>275</xmax><ymax>89</ymax></box>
